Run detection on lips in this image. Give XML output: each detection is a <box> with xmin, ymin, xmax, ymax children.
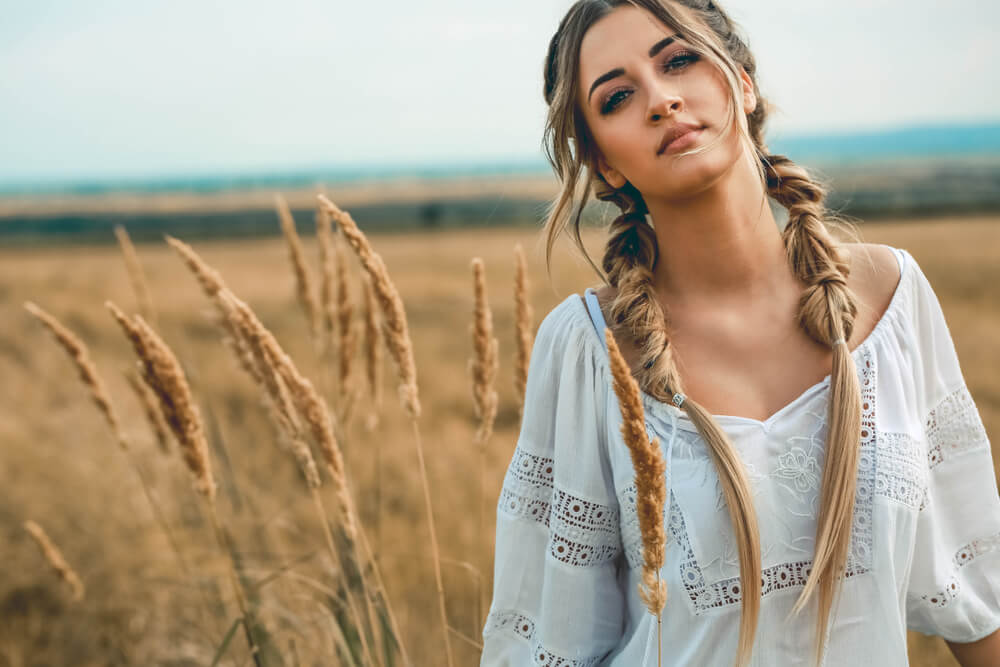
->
<box><xmin>657</xmin><ymin>122</ymin><xmax>704</xmax><ymax>155</ymax></box>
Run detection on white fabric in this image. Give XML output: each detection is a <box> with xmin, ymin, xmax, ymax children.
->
<box><xmin>481</xmin><ymin>245</ymin><xmax>1000</xmax><ymax>666</ymax></box>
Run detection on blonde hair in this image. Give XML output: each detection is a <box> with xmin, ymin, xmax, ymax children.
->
<box><xmin>541</xmin><ymin>2</ymin><xmax>863</xmax><ymax>666</ymax></box>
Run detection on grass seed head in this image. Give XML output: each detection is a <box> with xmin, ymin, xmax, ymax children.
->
<box><xmin>317</xmin><ymin>194</ymin><xmax>420</xmax><ymax>419</ymax></box>
<box><xmin>605</xmin><ymin>327</ymin><xmax>667</xmax><ymax>615</ymax></box>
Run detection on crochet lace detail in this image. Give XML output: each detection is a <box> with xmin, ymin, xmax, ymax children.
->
<box><xmin>498</xmin><ymin>447</ymin><xmax>554</xmax><ymax>525</ymax></box>
<box><xmin>483</xmin><ymin>609</ymin><xmax>606</xmax><ymax>666</ymax></box>
<box><xmin>906</xmin><ymin>384</ymin><xmax>996</xmax><ymax>607</ymax></box>
<box><xmin>498</xmin><ymin>446</ymin><xmax>622</xmax><ymax>567</ymax></box>
<box><xmin>908</xmin><ymin>532</ymin><xmax>1000</xmax><ymax>608</ymax></box>
<box><xmin>926</xmin><ymin>385</ymin><xmax>991</xmax><ymax>469</ymax></box>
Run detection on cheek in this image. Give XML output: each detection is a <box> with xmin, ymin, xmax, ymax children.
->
<box><xmin>697</xmin><ymin>66</ymin><xmax>737</xmax><ymax>121</ymax></box>
<box><xmin>596</xmin><ymin>124</ymin><xmax>643</xmax><ymax>169</ymax></box>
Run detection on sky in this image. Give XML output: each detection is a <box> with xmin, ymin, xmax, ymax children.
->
<box><xmin>1</xmin><ymin>0</ymin><xmax>997</xmax><ymax>185</ymax></box>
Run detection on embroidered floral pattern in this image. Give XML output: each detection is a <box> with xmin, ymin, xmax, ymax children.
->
<box><xmin>776</xmin><ymin>411</ymin><xmax>828</xmax><ymax>521</ymax></box>
<box><xmin>619</xmin><ymin>346</ymin><xmax>882</xmax><ymax>609</ymax></box>
<box><xmin>667</xmin><ymin>488</ymin><xmax>870</xmax><ymax>612</ymax></box>
<box><xmin>775</xmin><ymin>447</ymin><xmax>822</xmax><ymax>499</ymax></box>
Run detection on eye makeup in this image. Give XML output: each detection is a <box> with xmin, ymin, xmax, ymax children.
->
<box><xmin>598</xmin><ymin>49</ymin><xmax>701</xmax><ymax>115</ymax></box>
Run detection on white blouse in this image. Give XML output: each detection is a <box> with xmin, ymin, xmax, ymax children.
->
<box><xmin>481</xmin><ymin>246</ymin><xmax>1000</xmax><ymax>666</ymax></box>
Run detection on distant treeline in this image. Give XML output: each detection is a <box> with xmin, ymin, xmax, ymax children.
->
<box><xmin>2</xmin><ymin>159</ymin><xmax>999</xmax><ymax>246</ymax></box>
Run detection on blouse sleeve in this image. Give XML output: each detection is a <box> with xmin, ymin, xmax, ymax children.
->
<box><xmin>481</xmin><ymin>298</ymin><xmax>626</xmax><ymax>666</ymax></box>
<box><xmin>904</xmin><ymin>255</ymin><xmax>1000</xmax><ymax>643</ymax></box>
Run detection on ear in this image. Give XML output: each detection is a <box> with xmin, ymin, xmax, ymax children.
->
<box><xmin>740</xmin><ymin>67</ymin><xmax>757</xmax><ymax>115</ymax></box>
<box><xmin>596</xmin><ymin>152</ymin><xmax>627</xmax><ymax>189</ymax></box>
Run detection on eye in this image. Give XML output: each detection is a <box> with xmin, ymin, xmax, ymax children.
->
<box><xmin>600</xmin><ymin>88</ymin><xmax>632</xmax><ymax>115</ymax></box>
<box><xmin>662</xmin><ymin>50</ymin><xmax>699</xmax><ymax>72</ymax></box>
<box><xmin>599</xmin><ymin>51</ymin><xmax>701</xmax><ymax>115</ymax></box>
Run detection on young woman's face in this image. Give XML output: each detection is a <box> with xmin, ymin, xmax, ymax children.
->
<box><xmin>576</xmin><ymin>4</ymin><xmax>756</xmax><ymax>201</ymax></box>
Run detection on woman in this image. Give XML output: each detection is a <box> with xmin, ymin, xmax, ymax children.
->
<box><xmin>482</xmin><ymin>1</ymin><xmax>1000</xmax><ymax>666</ymax></box>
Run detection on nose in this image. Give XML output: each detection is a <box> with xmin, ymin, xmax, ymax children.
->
<box><xmin>647</xmin><ymin>88</ymin><xmax>682</xmax><ymax>123</ymax></box>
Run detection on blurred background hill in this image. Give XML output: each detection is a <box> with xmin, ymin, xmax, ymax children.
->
<box><xmin>3</xmin><ymin>123</ymin><xmax>1000</xmax><ymax>245</ymax></box>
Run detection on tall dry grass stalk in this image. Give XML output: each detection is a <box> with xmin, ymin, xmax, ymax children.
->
<box><xmin>124</xmin><ymin>368</ymin><xmax>171</xmax><ymax>454</ymax></box>
<box><xmin>314</xmin><ymin>205</ymin><xmax>340</xmax><ymax>408</ymax></box>
<box><xmin>165</xmin><ymin>232</ymin><xmax>407</xmax><ymax>664</ymax></box>
<box><xmin>164</xmin><ymin>235</ymin><xmax>261</xmax><ymax>384</ymax></box>
<box><xmin>361</xmin><ymin>273</ymin><xmax>386</xmax><ymax>575</ymax></box>
<box><xmin>24</xmin><ymin>301</ymin><xmax>128</xmax><ymax>452</ymax></box>
<box><xmin>219</xmin><ymin>289</ymin><xmax>386</xmax><ymax>667</ymax></box>
<box><xmin>24</xmin><ymin>301</ymin><xmax>196</xmax><ymax>588</ymax></box>
<box><xmin>605</xmin><ymin>327</ymin><xmax>667</xmax><ymax>666</ymax></box>
<box><xmin>469</xmin><ymin>258</ymin><xmax>499</xmax><ymax>629</ymax></box>
<box><xmin>512</xmin><ymin>244</ymin><xmax>533</xmax><ymax>420</ymax></box>
<box><xmin>166</xmin><ymin>233</ymin><xmax>311</xmax><ymax>463</ymax></box>
<box><xmin>317</xmin><ymin>194</ymin><xmax>454</xmax><ymax>667</ymax></box>
<box><xmin>334</xmin><ymin>231</ymin><xmax>358</xmax><ymax>420</ymax></box>
<box><xmin>362</xmin><ymin>273</ymin><xmax>383</xmax><ymax>433</ymax></box>
<box><xmin>469</xmin><ymin>258</ymin><xmax>499</xmax><ymax>447</ymax></box>
<box><xmin>220</xmin><ymin>291</ymin><xmax>354</xmax><ymax>533</ymax></box>
<box><xmin>105</xmin><ymin>301</ymin><xmax>267</xmax><ymax>664</ymax></box>
<box><xmin>113</xmin><ymin>225</ymin><xmax>157</xmax><ymax>327</ymax></box>
<box><xmin>106</xmin><ymin>303</ymin><xmax>215</xmax><ymax>501</ymax></box>
<box><xmin>315</xmin><ymin>206</ymin><xmax>339</xmax><ymax>351</ymax></box>
<box><xmin>23</xmin><ymin>520</ymin><xmax>85</xmax><ymax>602</ymax></box>
<box><xmin>276</xmin><ymin>194</ymin><xmax>321</xmax><ymax>343</ymax></box>
<box><xmin>317</xmin><ymin>195</ymin><xmax>419</xmax><ymax>420</ymax></box>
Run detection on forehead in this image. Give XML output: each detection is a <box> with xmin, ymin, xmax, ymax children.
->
<box><xmin>578</xmin><ymin>4</ymin><xmax>678</xmax><ymax>83</ymax></box>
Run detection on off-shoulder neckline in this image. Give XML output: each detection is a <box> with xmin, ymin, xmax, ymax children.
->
<box><xmin>576</xmin><ymin>246</ymin><xmax>913</xmax><ymax>432</ymax></box>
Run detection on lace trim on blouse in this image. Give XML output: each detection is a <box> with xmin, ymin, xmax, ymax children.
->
<box><xmin>908</xmin><ymin>532</ymin><xmax>1000</xmax><ymax>608</ymax></box>
<box><xmin>483</xmin><ymin>609</ymin><xmax>603</xmax><ymax>666</ymax></box>
<box><xmin>926</xmin><ymin>385</ymin><xmax>991</xmax><ymax>469</ymax></box>
<box><xmin>906</xmin><ymin>383</ymin><xmax>998</xmax><ymax>608</ymax></box>
<box><xmin>499</xmin><ymin>447</ymin><xmax>622</xmax><ymax>567</ymax></box>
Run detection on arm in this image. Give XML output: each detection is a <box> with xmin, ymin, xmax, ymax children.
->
<box><xmin>947</xmin><ymin>626</ymin><xmax>1000</xmax><ymax>667</ymax></box>
<box><xmin>903</xmin><ymin>254</ymin><xmax>1000</xmax><ymax>649</ymax></box>
<box><xmin>481</xmin><ymin>301</ymin><xmax>626</xmax><ymax>665</ymax></box>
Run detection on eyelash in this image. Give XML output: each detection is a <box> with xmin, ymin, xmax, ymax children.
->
<box><xmin>599</xmin><ymin>51</ymin><xmax>700</xmax><ymax>115</ymax></box>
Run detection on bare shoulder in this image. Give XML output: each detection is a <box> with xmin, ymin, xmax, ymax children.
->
<box><xmin>843</xmin><ymin>242</ymin><xmax>902</xmax><ymax>322</ymax></box>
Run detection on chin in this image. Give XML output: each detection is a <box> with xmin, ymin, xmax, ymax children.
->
<box><xmin>644</xmin><ymin>149</ymin><xmax>737</xmax><ymax>200</ymax></box>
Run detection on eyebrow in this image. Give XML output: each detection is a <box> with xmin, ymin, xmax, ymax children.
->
<box><xmin>587</xmin><ymin>35</ymin><xmax>678</xmax><ymax>102</ymax></box>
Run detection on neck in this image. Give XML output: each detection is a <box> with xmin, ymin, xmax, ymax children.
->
<box><xmin>643</xmin><ymin>151</ymin><xmax>794</xmax><ymax>309</ymax></box>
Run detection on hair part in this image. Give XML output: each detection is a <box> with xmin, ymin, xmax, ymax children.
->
<box><xmin>541</xmin><ymin>2</ymin><xmax>864</xmax><ymax>666</ymax></box>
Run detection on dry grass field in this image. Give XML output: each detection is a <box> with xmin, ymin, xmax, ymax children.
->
<box><xmin>1</xmin><ymin>212</ymin><xmax>997</xmax><ymax>666</ymax></box>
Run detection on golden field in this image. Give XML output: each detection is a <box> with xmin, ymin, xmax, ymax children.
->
<box><xmin>1</xmin><ymin>213</ymin><xmax>998</xmax><ymax>666</ymax></box>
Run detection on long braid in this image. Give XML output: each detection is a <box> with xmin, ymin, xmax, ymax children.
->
<box><xmin>596</xmin><ymin>176</ymin><xmax>763</xmax><ymax>667</ymax></box>
<box><xmin>764</xmin><ymin>153</ymin><xmax>863</xmax><ymax>667</ymax></box>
